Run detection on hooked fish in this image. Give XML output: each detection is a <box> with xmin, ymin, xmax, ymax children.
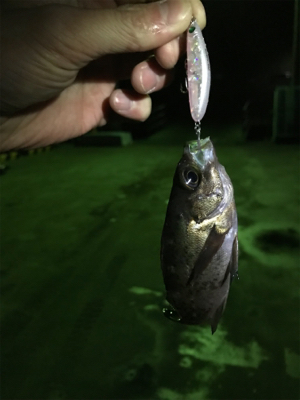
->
<box><xmin>160</xmin><ymin>138</ymin><xmax>238</xmax><ymax>334</ymax></box>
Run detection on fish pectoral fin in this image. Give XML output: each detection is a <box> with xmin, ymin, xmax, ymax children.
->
<box><xmin>221</xmin><ymin>235</ymin><xmax>239</xmax><ymax>285</ymax></box>
<box><xmin>230</xmin><ymin>235</ymin><xmax>239</xmax><ymax>283</ymax></box>
<box><xmin>211</xmin><ymin>296</ymin><xmax>228</xmax><ymax>334</ymax></box>
<box><xmin>187</xmin><ymin>224</ymin><xmax>228</xmax><ymax>285</ymax></box>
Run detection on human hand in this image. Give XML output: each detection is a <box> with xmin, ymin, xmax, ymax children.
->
<box><xmin>0</xmin><ymin>0</ymin><xmax>206</xmax><ymax>151</ymax></box>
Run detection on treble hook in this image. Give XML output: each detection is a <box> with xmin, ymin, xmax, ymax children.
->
<box><xmin>180</xmin><ymin>77</ymin><xmax>188</xmax><ymax>94</ymax></box>
<box><xmin>180</xmin><ymin>59</ymin><xmax>188</xmax><ymax>94</ymax></box>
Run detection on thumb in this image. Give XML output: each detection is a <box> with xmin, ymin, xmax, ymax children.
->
<box><xmin>45</xmin><ymin>0</ymin><xmax>195</xmax><ymax>67</ymax></box>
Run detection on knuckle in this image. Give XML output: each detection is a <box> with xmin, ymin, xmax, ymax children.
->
<box><xmin>115</xmin><ymin>6</ymin><xmax>147</xmax><ymax>53</ymax></box>
<box><xmin>115</xmin><ymin>4</ymin><xmax>165</xmax><ymax>53</ymax></box>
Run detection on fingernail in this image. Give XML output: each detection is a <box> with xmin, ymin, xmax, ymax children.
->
<box><xmin>113</xmin><ymin>91</ymin><xmax>132</xmax><ymax>111</ymax></box>
<box><xmin>140</xmin><ymin>64</ymin><xmax>158</xmax><ymax>94</ymax></box>
<box><xmin>159</xmin><ymin>0</ymin><xmax>190</xmax><ymax>25</ymax></box>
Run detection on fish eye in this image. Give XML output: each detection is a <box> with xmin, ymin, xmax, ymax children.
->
<box><xmin>183</xmin><ymin>169</ymin><xmax>200</xmax><ymax>188</ymax></box>
<box><xmin>162</xmin><ymin>307</ymin><xmax>182</xmax><ymax>322</ymax></box>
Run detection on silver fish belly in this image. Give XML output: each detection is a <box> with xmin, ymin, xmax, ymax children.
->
<box><xmin>160</xmin><ymin>138</ymin><xmax>238</xmax><ymax>333</ymax></box>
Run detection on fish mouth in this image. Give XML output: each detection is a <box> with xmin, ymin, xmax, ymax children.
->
<box><xmin>186</xmin><ymin>137</ymin><xmax>211</xmax><ymax>153</ymax></box>
<box><xmin>184</xmin><ymin>137</ymin><xmax>215</xmax><ymax>169</ymax></box>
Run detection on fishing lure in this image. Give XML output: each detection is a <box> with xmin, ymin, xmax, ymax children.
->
<box><xmin>186</xmin><ymin>18</ymin><xmax>211</xmax><ymax>142</ymax></box>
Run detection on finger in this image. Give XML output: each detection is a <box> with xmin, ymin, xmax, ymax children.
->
<box><xmin>115</xmin><ymin>0</ymin><xmax>152</xmax><ymax>5</ymax></box>
<box><xmin>77</xmin><ymin>51</ymin><xmax>154</xmax><ymax>82</ymax></box>
<box><xmin>109</xmin><ymin>89</ymin><xmax>151</xmax><ymax>121</ymax></box>
<box><xmin>2</xmin><ymin>0</ymin><xmax>167</xmax><ymax>10</ymax></box>
<box><xmin>154</xmin><ymin>36</ymin><xmax>183</xmax><ymax>69</ymax></box>
<box><xmin>131</xmin><ymin>57</ymin><xmax>174</xmax><ymax>94</ymax></box>
<box><xmin>190</xmin><ymin>0</ymin><xmax>206</xmax><ymax>29</ymax></box>
<box><xmin>39</xmin><ymin>0</ymin><xmax>195</xmax><ymax>69</ymax></box>
<box><xmin>154</xmin><ymin>1</ymin><xmax>206</xmax><ymax>69</ymax></box>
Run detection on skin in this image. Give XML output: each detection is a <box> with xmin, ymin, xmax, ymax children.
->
<box><xmin>0</xmin><ymin>0</ymin><xmax>206</xmax><ymax>151</ymax></box>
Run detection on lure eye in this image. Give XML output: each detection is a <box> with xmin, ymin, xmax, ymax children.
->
<box><xmin>183</xmin><ymin>169</ymin><xmax>200</xmax><ymax>189</ymax></box>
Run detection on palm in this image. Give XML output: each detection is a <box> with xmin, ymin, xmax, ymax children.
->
<box><xmin>16</xmin><ymin>76</ymin><xmax>116</xmax><ymax>146</ymax></box>
<box><xmin>1</xmin><ymin>0</ymin><xmax>135</xmax><ymax>148</ymax></box>
<box><xmin>2</xmin><ymin>0</ymin><xmax>129</xmax><ymax>142</ymax></box>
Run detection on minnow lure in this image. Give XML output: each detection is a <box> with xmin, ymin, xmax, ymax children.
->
<box><xmin>186</xmin><ymin>18</ymin><xmax>211</xmax><ymax>141</ymax></box>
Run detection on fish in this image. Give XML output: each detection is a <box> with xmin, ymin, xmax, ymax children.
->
<box><xmin>160</xmin><ymin>137</ymin><xmax>238</xmax><ymax>334</ymax></box>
